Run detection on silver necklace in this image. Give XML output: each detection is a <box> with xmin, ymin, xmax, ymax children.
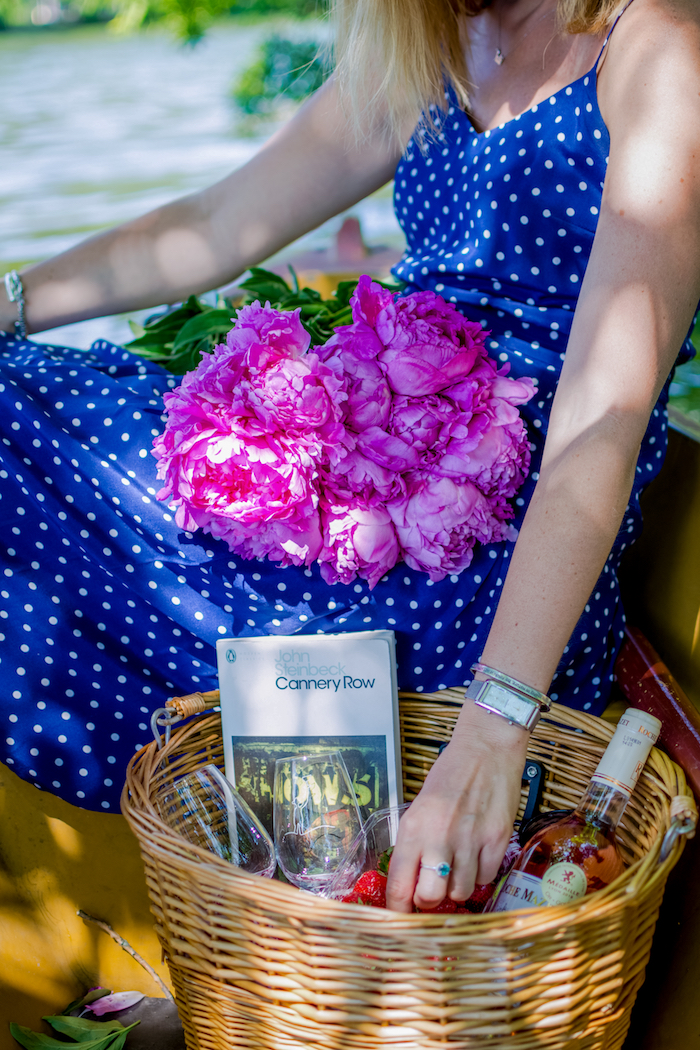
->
<box><xmin>494</xmin><ymin>2</ymin><xmax>556</xmax><ymax>65</ymax></box>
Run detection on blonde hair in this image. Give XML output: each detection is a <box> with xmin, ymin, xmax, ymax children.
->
<box><xmin>331</xmin><ymin>0</ymin><xmax>625</xmax><ymax>142</ymax></box>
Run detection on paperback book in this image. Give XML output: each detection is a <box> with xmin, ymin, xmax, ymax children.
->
<box><xmin>216</xmin><ymin>631</ymin><xmax>402</xmax><ymax>833</ymax></box>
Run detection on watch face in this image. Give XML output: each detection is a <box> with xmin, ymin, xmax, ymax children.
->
<box><xmin>480</xmin><ymin>680</ymin><xmax>540</xmax><ymax>727</ymax></box>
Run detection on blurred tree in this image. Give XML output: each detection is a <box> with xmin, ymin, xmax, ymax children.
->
<box><xmin>0</xmin><ymin>0</ymin><xmax>35</xmax><ymax>26</ymax></box>
<box><xmin>0</xmin><ymin>0</ymin><xmax>326</xmax><ymax>40</ymax></box>
<box><xmin>232</xmin><ymin>33</ymin><xmax>329</xmax><ymax>115</ymax></box>
<box><xmin>107</xmin><ymin>0</ymin><xmax>326</xmax><ymax>41</ymax></box>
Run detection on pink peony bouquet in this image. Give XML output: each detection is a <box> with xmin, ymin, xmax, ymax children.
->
<box><xmin>153</xmin><ymin>277</ymin><xmax>535</xmax><ymax>588</ymax></box>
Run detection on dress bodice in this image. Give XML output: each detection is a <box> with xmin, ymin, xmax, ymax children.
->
<box><xmin>394</xmin><ymin>70</ymin><xmax>695</xmax><ymax>363</ymax></box>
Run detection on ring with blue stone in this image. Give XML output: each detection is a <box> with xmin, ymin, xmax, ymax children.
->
<box><xmin>420</xmin><ymin>861</ymin><xmax>452</xmax><ymax>877</ymax></box>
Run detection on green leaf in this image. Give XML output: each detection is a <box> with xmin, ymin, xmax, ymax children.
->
<box><xmin>171</xmin><ymin>309</ymin><xmax>235</xmax><ymax>350</ymax></box>
<box><xmin>237</xmin><ymin>267</ymin><xmax>292</xmax><ymax>303</ymax></box>
<box><xmin>301</xmin><ymin>320</ymin><xmax>327</xmax><ymax>347</ymax></box>
<box><xmin>377</xmin><ymin>846</ymin><xmax>394</xmax><ymax>876</ymax></box>
<box><xmin>60</xmin><ymin>988</ymin><xmax>113</xmax><ymax>1017</ymax></box>
<box><xmin>123</xmin><ymin>336</ymin><xmax>173</xmax><ymax>353</ymax></box>
<box><xmin>10</xmin><ymin>1024</ymin><xmax>65</xmax><ymax>1049</ymax></box>
<box><xmin>104</xmin><ymin>1035</ymin><xmax>129</xmax><ymax>1050</ymax></box>
<box><xmin>331</xmin><ymin>280</ymin><xmax>357</xmax><ymax>309</ymax></box>
<box><xmin>287</xmin><ymin>265</ymin><xmax>300</xmax><ymax>293</ymax></box>
<box><xmin>326</xmin><ymin>307</ymin><xmax>353</xmax><ymax>327</ymax></box>
<box><xmin>167</xmin><ymin>341</ymin><xmax>214</xmax><ymax>375</ymax></box>
<box><xmin>141</xmin><ymin>297</ymin><xmax>204</xmax><ymax>332</ymax></box>
<box><xmin>292</xmin><ymin>286</ymin><xmax>322</xmax><ymax>303</ymax></box>
<box><xmin>9</xmin><ymin>1020</ymin><xmax>137</xmax><ymax>1049</ymax></box>
<box><xmin>44</xmin><ymin>1014</ymin><xmax>130</xmax><ymax>1040</ymax></box>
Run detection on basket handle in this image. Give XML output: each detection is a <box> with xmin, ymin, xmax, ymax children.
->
<box><xmin>150</xmin><ymin>689</ymin><xmax>221</xmax><ymax>749</ymax></box>
<box><xmin>659</xmin><ymin>794</ymin><xmax>698</xmax><ymax>863</ymax></box>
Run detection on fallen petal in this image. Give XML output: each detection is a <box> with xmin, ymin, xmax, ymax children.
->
<box><xmin>85</xmin><ymin>990</ymin><xmax>146</xmax><ymax>1015</ymax></box>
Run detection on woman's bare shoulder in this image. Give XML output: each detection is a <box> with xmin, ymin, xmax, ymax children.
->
<box><xmin>599</xmin><ymin>0</ymin><xmax>700</xmax><ymax>136</ymax></box>
<box><xmin>603</xmin><ymin>0</ymin><xmax>700</xmax><ymax>73</ymax></box>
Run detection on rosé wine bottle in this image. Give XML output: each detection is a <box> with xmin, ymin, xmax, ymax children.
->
<box><xmin>488</xmin><ymin>709</ymin><xmax>661</xmax><ymax>912</ymax></box>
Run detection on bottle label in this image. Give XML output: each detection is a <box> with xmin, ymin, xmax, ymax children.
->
<box><xmin>492</xmin><ymin>862</ymin><xmax>587</xmax><ymax>912</ymax></box>
<box><xmin>540</xmin><ymin>862</ymin><xmax>588</xmax><ymax>905</ymax></box>
<box><xmin>592</xmin><ymin>710</ymin><xmax>661</xmax><ymax>795</ymax></box>
<box><xmin>491</xmin><ymin>869</ymin><xmax>547</xmax><ymax>911</ymax></box>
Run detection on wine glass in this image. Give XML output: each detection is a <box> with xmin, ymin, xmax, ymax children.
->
<box><xmin>326</xmin><ymin>802</ymin><xmax>411</xmax><ymax>900</ymax></box>
<box><xmin>155</xmin><ymin>763</ymin><xmax>276</xmax><ymax>877</ymax></box>
<box><xmin>273</xmin><ymin>751</ymin><xmax>365</xmax><ymax>893</ymax></box>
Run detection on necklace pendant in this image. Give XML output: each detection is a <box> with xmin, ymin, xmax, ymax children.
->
<box><xmin>494</xmin><ymin>48</ymin><xmax>505</xmax><ymax>65</ymax></box>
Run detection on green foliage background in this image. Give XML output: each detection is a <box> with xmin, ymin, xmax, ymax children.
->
<box><xmin>0</xmin><ymin>0</ymin><xmax>326</xmax><ymax>42</ymax></box>
<box><xmin>231</xmin><ymin>33</ymin><xmax>328</xmax><ymax>115</ymax></box>
<box><xmin>668</xmin><ymin>324</ymin><xmax>700</xmax><ymax>430</ymax></box>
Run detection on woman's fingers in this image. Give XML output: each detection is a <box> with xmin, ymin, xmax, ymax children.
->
<box><xmin>413</xmin><ymin>855</ymin><xmax>478</xmax><ymax>910</ymax></box>
<box><xmin>383</xmin><ymin>828</ymin><xmax>422</xmax><ymax>912</ymax></box>
<box><xmin>475</xmin><ymin>834</ymin><xmax>513</xmax><ymax>888</ymax></box>
<box><xmin>386</xmin><ymin>704</ymin><xmax>530</xmax><ymax>912</ymax></box>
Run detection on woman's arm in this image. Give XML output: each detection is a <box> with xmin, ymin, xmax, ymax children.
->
<box><xmin>0</xmin><ymin>76</ymin><xmax>402</xmax><ymax>334</ymax></box>
<box><xmin>387</xmin><ymin>0</ymin><xmax>700</xmax><ymax>912</ymax></box>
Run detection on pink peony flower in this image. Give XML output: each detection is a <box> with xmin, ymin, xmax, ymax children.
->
<box><xmin>185</xmin><ymin>300</ymin><xmax>311</xmax><ymax>407</ymax></box>
<box><xmin>319</xmin><ymin>447</ymin><xmax>405</xmax><ymax>507</ymax></box>
<box><xmin>152</xmin><ymin>300</ymin><xmax>343</xmax><ymax>566</ymax></box>
<box><xmin>154</xmin><ymin>421</ymin><xmax>324</xmax><ymax>566</ymax></box>
<box><xmin>387</xmin><ymin>395</ymin><xmax>448</xmax><ymax>452</ymax></box>
<box><xmin>334</xmin><ymin>353</ymin><xmax>391</xmax><ymax>431</ymax></box>
<box><xmin>153</xmin><ymin>282</ymin><xmax>534</xmax><ymax>587</ymax></box>
<box><xmin>388</xmin><ymin>476</ymin><xmax>518</xmax><ymax>581</ymax></box>
<box><xmin>318</xmin><ymin>503</ymin><xmax>399</xmax><ymax>590</ymax></box>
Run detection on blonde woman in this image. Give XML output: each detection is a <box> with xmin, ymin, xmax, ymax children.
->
<box><xmin>1</xmin><ymin>0</ymin><xmax>698</xmax><ymax>912</ymax></box>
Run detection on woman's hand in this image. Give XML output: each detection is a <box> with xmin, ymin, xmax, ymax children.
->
<box><xmin>386</xmin><ymin>701</ymin><xmax>529</xmax><ymax>912</ymax></box>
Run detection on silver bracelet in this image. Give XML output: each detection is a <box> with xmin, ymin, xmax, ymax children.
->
<box><xmin>4</xmin><ymin>270</ymin><xmax>27</xmax><ymax>339</ymax></box>
<box><xmin>471</xmin><ymin>662</ymin><xmax>551</xmax><ymax>712</ymax></box>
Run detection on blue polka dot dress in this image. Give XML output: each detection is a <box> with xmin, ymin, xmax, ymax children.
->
<box><xmin>0</xmin><ymin>62</ymin><xmax>693</xmax><ymax>811</ymax></box>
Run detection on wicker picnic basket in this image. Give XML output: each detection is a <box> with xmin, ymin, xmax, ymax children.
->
<box><xmin>122</xmin><ymin>687</ymin><xmax>697</xmax><ymax>1050</ymax></box>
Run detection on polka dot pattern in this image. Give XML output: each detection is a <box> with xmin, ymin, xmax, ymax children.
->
<box><xmin>0</xmin><ymin>69</ymin><xmax>694</xmax><ymax>811</ymax></box>
<box><xmin>390</xmin><ymin>71</ymin><xmax>692</xmax><ymax>704</ymax></box>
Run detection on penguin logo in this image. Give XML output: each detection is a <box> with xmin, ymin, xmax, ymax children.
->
<box><xmin>226</xmin><ymin>648</ymin><xmax>236</xmax><ymax>664</ymax></box>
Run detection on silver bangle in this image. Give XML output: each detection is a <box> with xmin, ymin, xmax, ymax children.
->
<box><xmin>471</xmin><ymin>662</ymin><xmax>551</xmax><ymax>711</ymax></box>
<box><xmin>4</xmin><ymin>270</ymin><xmax>27</xmax><ymax>339</ymax></box>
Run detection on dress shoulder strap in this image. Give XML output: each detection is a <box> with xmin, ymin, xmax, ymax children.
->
<box><xmin>594</xmin><ymin>0</ymin><xmax>637</xmax><ymax>66</ymax></box>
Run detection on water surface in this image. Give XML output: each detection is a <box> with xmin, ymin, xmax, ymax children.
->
<box><xmin>1</xmin><ymin>22</ymin><xmax>402</xmax><ymax>346</ymax></box>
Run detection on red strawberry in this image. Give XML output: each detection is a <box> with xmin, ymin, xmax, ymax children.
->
<box><xmin>417</xmin><ymin>896</ymin><xmax>464</xmax><ymax>914</ymax></box>
<box><xmin>349</xmin><ymin>870</ymin><xmax>388</xmax><ymax>908</ymax></box>
<box><xmin>463</xmin><ymin>882</ymin><xmax>496</xmax><ymax>913</ymax></box>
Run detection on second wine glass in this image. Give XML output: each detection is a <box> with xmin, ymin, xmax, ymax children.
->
<box><xmin>273</xmin><ymin>751</ymin><xmax>364</xmax><ymax>893</ymax></box>
<box><xmin>155</xmin><ymin>763</ymin><xmax>276</xmax><ymax>877</ymax></box>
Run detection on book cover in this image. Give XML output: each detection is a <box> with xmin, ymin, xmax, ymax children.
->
<box><xmin>216</xmin><ymin>631</ymin><xmax>402</xmax><ymax>834</ymax></box>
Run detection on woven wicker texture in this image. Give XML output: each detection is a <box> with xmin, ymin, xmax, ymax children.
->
<box><xmin>122</xmin><ymin>690</ymin><xmax>692</xmax><ymax>1050</ymax></box>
